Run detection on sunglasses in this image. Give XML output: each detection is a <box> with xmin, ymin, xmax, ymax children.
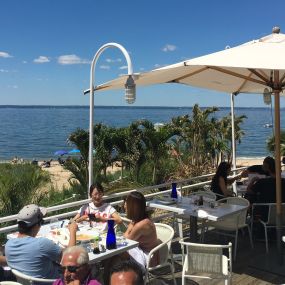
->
<box><xmin>61</xmin><ymin>265</ymin><xmax>83</xmax><ymax>273</ymax></box>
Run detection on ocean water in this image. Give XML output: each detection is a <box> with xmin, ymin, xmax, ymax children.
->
<box><xmin>0</xmin><ymin>105</ymin><xmax>281</xmax><ymax>161</ymax></box>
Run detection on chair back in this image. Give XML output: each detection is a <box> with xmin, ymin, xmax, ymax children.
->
<box><xmin>11</xmin><ymin>269</ymin><xmax>56</xmax><ymax>285</ymax></box>
<box><xmin>252</xmin><ymin>203</ymin><xmax>285</xmax><ymax>225</ymax></box>
<box><xmin>148</xmin><ymin>223</ymin><xmax>174</xmax><ymax>267</ymax></box>
<box><xmin>179</xmin><ymin>241</ymin><xmax>232</xmax><ymax>275</ymax></box>
<box><xmin>189</xmin><ymin>191</ymin><xmax>216</xmax><ymax>200</ymax></box>
<box><xmin>218</xmin><ymin>197</ymin><xmax>249</xmax><ymax>228</ymax></box>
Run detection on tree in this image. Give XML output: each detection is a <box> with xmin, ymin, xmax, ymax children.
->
<box><xmin>266</xmin><ymin>130</ymin><xmax>285</xmax><ymax>155</ymax></box>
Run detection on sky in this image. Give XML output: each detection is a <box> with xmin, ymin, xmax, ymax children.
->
<box><xmin>1</xmin><ymin>0</ymin><xmax>285</xmax><ymax>107</ymax></box>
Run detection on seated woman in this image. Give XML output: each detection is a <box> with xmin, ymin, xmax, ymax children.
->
<box><xmin>211</xmin><ymin>161</ymin><xmax>243</xmax><ymax>199</ymax></box>
<box><xmin>124</xmin><ymin>191</ymin><xmax>160</xmax><ymax>270</ymax></box>
<box><xmin>72</xmin><ymin>182</ymin><xmax>122</xmax><ymax>231</ymax></box>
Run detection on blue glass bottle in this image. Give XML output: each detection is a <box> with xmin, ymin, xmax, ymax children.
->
<box><xmin>171</xmin><ymin>182</ymin><xmax>178</xmax><ymax>199</ymax></box>
<box><xmin>106</xmin><ymin>219</ymin><xmax>117</xmax><ymax>250</ymax></box>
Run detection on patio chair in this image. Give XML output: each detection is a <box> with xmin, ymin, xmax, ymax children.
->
<box><xmin>146</xmin><ymin>223</ymin><xmax>177</xmax><ymax>285</ymax></box>
<box><xmin>201</xmin><ymin>197</ymin><xmax>253</xmax><ymax>260</ymax></box>
<box><xmin>179</xmin><ymin>240</ymin><xmax>232</xmax><ymax>285</ymax></box>
<box><xmin>251</xmin><ymin>203</ymin><xmax>285</xmax><ymax>253</ymax></box>
<box><xmin>11</xmin><ymin>269</ymin><xmax>56</xmax><ymax>285</ymax></box>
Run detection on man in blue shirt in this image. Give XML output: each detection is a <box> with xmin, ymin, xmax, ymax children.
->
<box><xmin>5</xmin><ymin>204</ymin><xmax>77</xmax><ymax>279</ymax></box>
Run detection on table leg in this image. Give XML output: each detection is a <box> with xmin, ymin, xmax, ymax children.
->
<box><xmin>190</xmin><ymin>216</ymin><xmax>198</xmax><ymax>242</ymax></box>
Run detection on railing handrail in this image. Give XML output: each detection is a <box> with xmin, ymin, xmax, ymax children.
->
<box><xmin>0</xmin><ymin>167</ymin><xmax>245</xmax><ymax>234</ymax></box>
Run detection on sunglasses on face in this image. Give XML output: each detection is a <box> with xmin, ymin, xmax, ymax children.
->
<box><xmin>61</xmin><ymin>265</ymin><xmax>83</xmax><ymax>273</ymax></box>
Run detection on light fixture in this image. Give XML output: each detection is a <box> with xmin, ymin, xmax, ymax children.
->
<box><xmin>85</xmin><ymin>43</ymin><xmax>136</xmax><ymax>196</ymax></box>
<box><xmin>125</xmin><ymin>75</ymin><xmax>136</xmax><ymax>104</ymax></box>
<box><xmin>263</xmin><ymin>88</ymin><xmax>272</xmax><ymax>105</ymax></box>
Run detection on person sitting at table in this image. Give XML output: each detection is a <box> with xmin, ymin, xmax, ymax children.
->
<box><xmin>110</xmin><ymin>259</ymin><xmax>144</xmax><ymax>285</ymax></box>
<box><xmin>124</xmin><ymin>191</ymin><xmax>160</xmax><ymax>270</ymax></box>
<box><xmin>211</xmin><ymin>161</ymin><xmax>243</xmax><ymax>199</ymax></box>
<box><xmin>245</xmin><ymin>157</ymin><xmax>285</xmax><ymax>218</ymax></box>
<box><xmin>5</xmin><ymin>204</ymin><xmax>78</xmax><ymax>279</ymax></box>
<box><xmin>53</xmin><ymin>246</ymin><xmax>101</xmax><ymax>285</ymax></box>
<box><xmin>72</xmin><ymin>182</ymin><xmax>122</xmax><ymax>232</ymax></box>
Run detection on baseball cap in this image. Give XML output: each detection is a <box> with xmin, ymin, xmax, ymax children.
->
<box><xmin>17</xmin><ymin>204</ymin><xmax>47</xmax><ymax>227</ymax></box>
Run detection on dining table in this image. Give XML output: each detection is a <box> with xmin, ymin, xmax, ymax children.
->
<box><xmin>147</xmin><ymin>196</ymin><xmax>248</xmax><ymax>242</ymax></box>
<box><xmin>7</xmin><ymin>219</ymin><xmax>139</xmax><ymax>264</ymax></box>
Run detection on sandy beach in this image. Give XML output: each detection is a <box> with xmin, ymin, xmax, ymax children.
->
<box><xmin>41</xmin><ymin>158</ymin><xmax>264</xmax><ymax>191</ymax></box>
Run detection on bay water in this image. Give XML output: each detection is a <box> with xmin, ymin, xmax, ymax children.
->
<box><xmin>0</xmin><ymin>105</ymin><xmax>281</xmax><ymax>161</ymax></box>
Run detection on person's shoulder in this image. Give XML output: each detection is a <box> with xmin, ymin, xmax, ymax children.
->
<box><xmin>88</xmin><ymin>280</ymin><xmax>102</xmax><ymax>285</ymax></box>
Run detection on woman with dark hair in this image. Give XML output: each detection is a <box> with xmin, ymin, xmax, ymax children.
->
<box><xmin>124</xmin><ymin>191</ymin><xmax>159</xmax><ymax>270</ymax></box>
<box><xmin>211</xmin><ymin>161</ymin><xmax>242</xmax><ymax>199</ymax></box>
<box><xmin>73</xmin><ymin>182</ymin><xmax>122</xmax><ymax>231</ymax></box>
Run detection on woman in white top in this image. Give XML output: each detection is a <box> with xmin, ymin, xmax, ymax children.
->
<box><xmin>73</xmin><ymin>182</ymin><xmax>122</xmax><ymax>231</ymax></box>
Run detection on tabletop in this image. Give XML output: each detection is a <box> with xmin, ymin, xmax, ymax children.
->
<box><xmin>7</xmin><ymin>219</ymin><xmax>139</xmax><ymax>263</ymax></box>
<box><xmin>147</xmin><ymin>197</ymin><xmax>248</xmax><ymax>222</ymax></box>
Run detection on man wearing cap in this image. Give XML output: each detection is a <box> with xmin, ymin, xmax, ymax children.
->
<box><xmin>5</xmin><ymin>204</ymin><xmax>78</xmax><ymax>279</ymax></box>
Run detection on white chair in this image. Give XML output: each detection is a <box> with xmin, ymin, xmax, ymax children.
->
<box><xmin>251</xmin><ymin>203</ymin><xmax>285</xmax><ymax>253</ymax></box>
<box><xmin>179</xmin><ymin>240</ymin><xmax>232</xmax><ymax>285</ymax></box>
<box><xmin>11</xmin><ymin>269</ymin><xmax>56</xmax><ymax>285</ymax></box>
<box><xmin>201</xmin><ymin>197</ymin><xmax>253</xmax><ymax>260</ymax></box>
<box><xmin>146</xmin><ymin>223</ymin><xmax>177</xmax><ymax>285</ymax></box>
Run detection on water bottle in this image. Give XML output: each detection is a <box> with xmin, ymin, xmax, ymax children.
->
<box><xmin>170</xmin><ymin>182</ymin><xmax>178</xmax><ymax>199</ymax></box>
<box><xmin>106</xmin><ymin>220</ymin><xmax>117</xmax><ymax>250</ymax></box>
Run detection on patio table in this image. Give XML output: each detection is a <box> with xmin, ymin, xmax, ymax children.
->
<box><xmin>7</xmin><ymin>219</ymin><xmax>138</xmax><ymax>263</ymax></box>
<box><xmin>147</xmin><ymin>197</ymin><xmax>248</xmax><ymax>242</ymax></box>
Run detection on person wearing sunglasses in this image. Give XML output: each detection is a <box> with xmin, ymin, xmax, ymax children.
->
<box><xmin>5</xmin><ymin>204</ymin><xmax>78</xmax><ymax>279</ymax></box>
<box><xmin>53</xmin><ymin>246</ymin><xmax>101</xmax><ymax>285</ymax></box>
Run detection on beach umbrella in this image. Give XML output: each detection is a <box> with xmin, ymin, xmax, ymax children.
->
<box><xmin>68</xmin><ymin>149</ymin><xmax>80</xmax><ymax>154</ymax></box>
<box><xmin>54</xmin><ymin>150</ymin><xmax>68</xmax><ymax>156</ymax></box>
<box><xmin>96</xmin><ymin>26</ymin><xmax>285</xmax><ymax>259</ymax></box>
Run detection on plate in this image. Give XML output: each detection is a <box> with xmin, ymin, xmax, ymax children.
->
<box><xmin>155</xmin><ymin>198</ymin><xmax>177</xmax><ymax>205</ymax></box>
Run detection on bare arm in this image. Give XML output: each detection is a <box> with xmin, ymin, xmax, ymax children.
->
<box><xmin>124</xmin><ymin>221</ymin><xmax>145</xmax><ymax>241</ymax></box>
<box><xmin>219</xmin><ymin>176</ymin><xmax>233</xmax><ymax>196</ymax></box>
<box><xmin>111</xmin><ymin>212</ymin><xmax>122</xmax><ymax>224</ymax></box>
<box><xmin>0</xmin><ymin>255</ymin><xmax>7</xmax><ymax>266</ymax></box>
<box><xmin>67</xmin><ymin>221</ymin><xmax>78</xmax><ymax>247</ymax></box>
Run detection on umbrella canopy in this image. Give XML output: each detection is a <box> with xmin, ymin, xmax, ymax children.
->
<box><xmin>68</xmin><ymin>149</ymin><xmax>80</xmax><ymax>154</ymax></box>
<box><xmin>96</xmin><ymin>27</ymin><xmax>285</xmax><ymax>95</ymax></box>
<box><xmin>54</xmin><ymin>150</ymin><xmax>68</xmax><ymax>156</ymax></box>
<box><xmin>95</xmin><ymin>27</ymin><xmax>285</xmax><ymax>258</ymax></box>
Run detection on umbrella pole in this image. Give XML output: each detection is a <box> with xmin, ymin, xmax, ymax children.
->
<box><xmin>231</xmin><ymin>93</ymin><xmax>237</xmax><ymax>194</ymax></box>
<box><xmin>274</xmin><ymin>71</ymin><xmax>283</xmax><ymax>264</ymax></box>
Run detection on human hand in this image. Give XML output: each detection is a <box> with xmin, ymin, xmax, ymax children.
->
<box><xmin>68</xmin><ymin>221</ymin><xmax>78</xmax><ymax>232</ymax></box>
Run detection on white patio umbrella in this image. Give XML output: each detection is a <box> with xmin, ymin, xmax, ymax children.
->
<box><xmin>96</xmin><ymin>27</ymin><xmax>285</xmax><ymax>255</ymax></box>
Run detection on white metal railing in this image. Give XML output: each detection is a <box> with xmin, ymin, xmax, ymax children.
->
<box><xmin>0</xmin><ymin>167</ymin><xmax>245</xmax><ymax>235</ymax></box>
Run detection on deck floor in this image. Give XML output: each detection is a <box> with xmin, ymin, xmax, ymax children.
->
<box><xmin>153</xmin><ymin>228</ymin><xmax>285</xmax><ymax>285</ymax></box>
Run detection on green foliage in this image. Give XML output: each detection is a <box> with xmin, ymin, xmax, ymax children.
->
<box><xmin>266</xmin><ymin>130</ymin><xmax>285</xmax><ymax>155</ymax></box>
<box><xmin>0</xmin><ymin>163</ymin><xmax>50</xmax><ymax>216</ymax></box>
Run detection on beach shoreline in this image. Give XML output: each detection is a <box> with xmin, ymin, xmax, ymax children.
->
<box><xmin>40</xmin><ymin>158</ymin><xmax>264</xmax><ymax>191</ymax></box>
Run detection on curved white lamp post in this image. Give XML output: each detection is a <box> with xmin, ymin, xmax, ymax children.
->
<box><xmin>84</xmin><ymin>43</ymin><xmax>136</xmax><ymax>197</ymax></box>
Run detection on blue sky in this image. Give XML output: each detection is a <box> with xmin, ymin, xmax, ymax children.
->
<box><xmin>1</xmin><ymin>0</ymin><xmax>285</xmax><ymax>107</ymax></box>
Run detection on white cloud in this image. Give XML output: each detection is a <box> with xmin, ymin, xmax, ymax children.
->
<box><xmin>33</xmin><ymin>56</ymin><xmax>50</xmax><ymax>63</ymax></box>
<box><xmin>99</xmin><ymin>65</ymin><xmax>110</xmax><ymax>70</ymax></box>
<box><xmin>57</xmin><ymin>54</ymin><xmax>89</xmax><ymax>65</ymax></box>
<box><xmin>0</xmin><ymin>52</ymin><xmax>13</xmax><ymax>58</ymax></box>
<box><xmin>162</xmin><ymin>44</ymin><xmax>177</xmax><ymax>52</ymax></box>
<box><xmin>22</xmin><ymin>60</ymin><xmax>27</xmax><ymax>64</ymax></box>
<box><xmin>119</xmin><ymin>65</ymin><xmax>128</xmax><ymax>70</ymax></box>
<box><xmin>139</xmin><ymin>67</ymin><xmax>145</xmax><ymax>71</ymax></box>
<box><xmin>154</xmin><ymin>64</ymin><xmax>161</xmax><ymax>68</ymax></box>
<box><xmin>0</xmin><ymin>69</ymin><xmax>9</xmax><ymax>73</ymax></box>
<box><xmin>106</xmin><ymin>58</ymin><xmax>122</xmax><ymax>63</ymax></box>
